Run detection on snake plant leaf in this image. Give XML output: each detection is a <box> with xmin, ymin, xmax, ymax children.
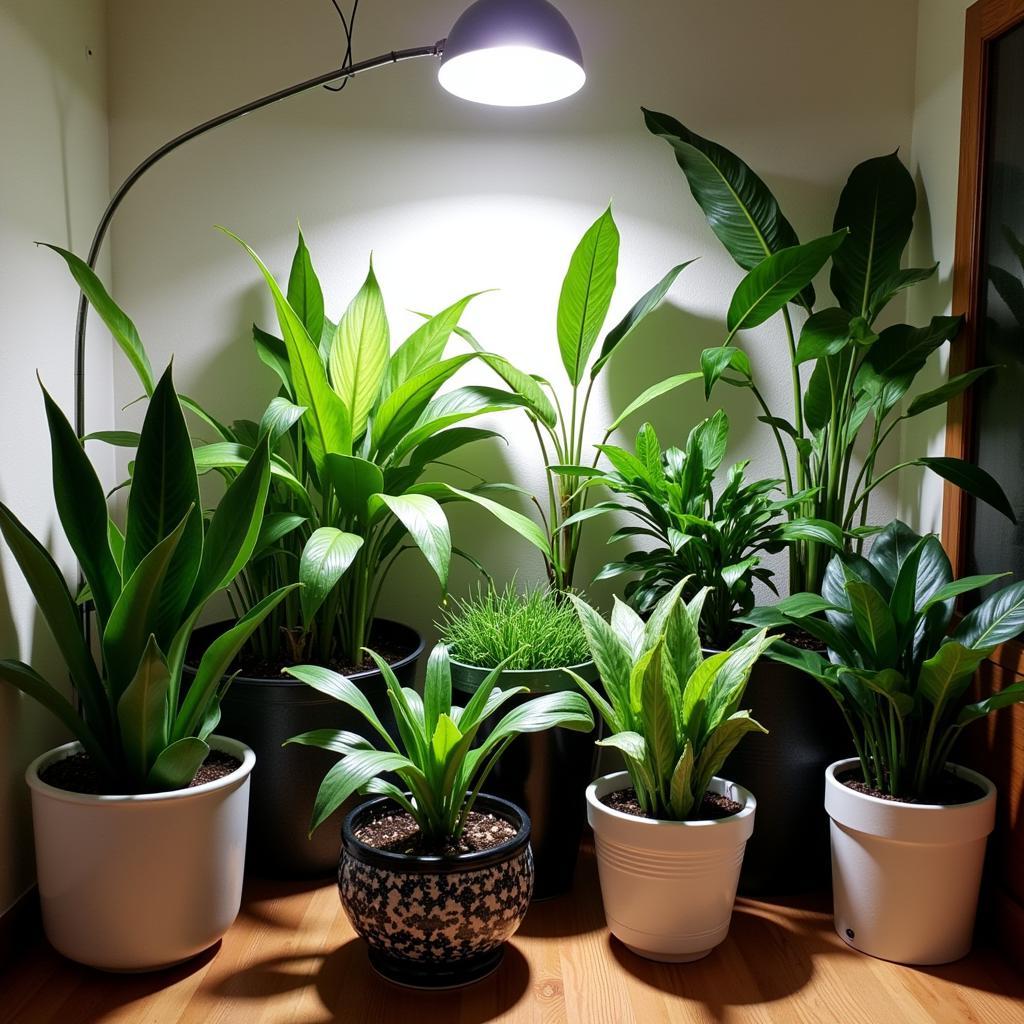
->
<box><xmin>40</xmin><ymin>385</ymin><xmax>120</xmax><ymax>626</ymax></box>
<box><xmin>299</xmin><ymin>527</ymin><xmax>364</xmax><ymax>622</ymax></box>
<box><xmin>727</xmin><ymin>230</ymin><xmax>847</xmax><ymax>333</ymax></box>
<box><xmin>117</xmin><ymin>635</ymin><xmax>171</xmax><ymax>782</ymax></box>
<box><xmin>952</xmin><ymin>579</ymin><xmax>1024</xmax><ymax>649</ymax></box>
<box><xmin>102</xmin><ymin>508</ymin><xmax>192</xmax><ymax>701</ymax></box>
<box><xmin>373</xmin><ymin>493</ymin><xmax>451</xmax><ymax>587</ymax></box>
<box><xmin>189</xmin><ymin>437</ymin><xmax>272</xmax><ymax>609</ymax></box>
<box><xmin>223</xmin><ymin>228</ymin><xmax>352</xmax><ymax>468</ymax></box>
<box><xmin>830</xmin><ymin>152</ymin><xmax>916</xmax><ymax>319</ymax></box>
<box><xmin>42</xmin><ymin>244</ymin><xmax>156</xmax><ymax>396</ymax></box>
<box><xmin>557</xmin><ymin>206</ymin><xmax>620</xmax><ymax>385</ymax></box>
<box><xmin>172</xmin><ymin>583</ymin><xmax>298</xmax><ymax>741</ymax></box>
<box><xmin>372</xmin><ymin>353</ymin><xmax>481</xmax><ymax>458</ymax></box>
<box><xmin>329</xmin><ymin>258</ymin><xmax>390</xmax><ymax>442</ymax></box>
<box><xmin>591</xmin><ymin>261</ymin><xmax>694</xmax><ymax>376</ymax></box>
<box><xmin>287</xmin><ymin>229</ymin><xmax>325</xmax><ymax>348</ymax></box>
<box><xmin>385</xmin><ymin>292</ymin><xmax>488</xmax><ymax>396</ymax></box>
<box><xmin>146</xmin><ymin>736</ymin><xmax>210</xmax><ymax>792</ymax></box>
<box><xmin>123</xmin><ymin>366</ymin><xmax>203</xmax><ymax>637</ymax></box>
<box><xmin>642</xmin><ymin>108</ymin><xmax>810</xmax><ymax>305</ymax></box>
<box><xmin>0</xmin><ymin>502</ymin><xmax>109</xmax><ymax>736</ymax></box>
<box><xmin>0</xmin><ymin>660</ymin><xmax>111</xmax><ymax>772</ymax></box>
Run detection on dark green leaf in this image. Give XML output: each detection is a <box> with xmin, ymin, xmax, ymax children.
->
<box><xmin>916</xmin><ymin>456</ymin><xmax>1015</xmax><ymax>522</ymax></box>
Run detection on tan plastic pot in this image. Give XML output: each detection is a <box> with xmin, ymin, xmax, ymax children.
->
<box><xmin>586</xmin><ymin>771</ymin><xmax>755</xmax><ymax>962</ymax></box>
<box><xmin>26</xmin><ymin>736</ymin><xmax>254</xmax><ymax>972</ymax></box>
<box><xmin>825</xmin><ymin>758</ymin><xmax>996</xmax><ymax>965</ymax></box>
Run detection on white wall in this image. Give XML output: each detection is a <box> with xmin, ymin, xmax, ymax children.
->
<box><xmin>0</xmin><ymin>0</ymin><xmax>113</xmax><ymax>916</ymax></box>
<box><xmin>103</xmin><ymin>0</ymin><xmax>921</xmax><ymax>642</ymax></box>
<box><xmin>900</xmin><ymin>0</ymin><xmax>974</xmax><ymax>532</ymax></box>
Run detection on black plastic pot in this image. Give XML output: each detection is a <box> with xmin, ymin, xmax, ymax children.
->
<box><xmin>340</xmin><ymin>793</ymin><xmax>533</xmax><ymax>988</ymax></box>
<box><xmin>450</xmin><ymin>659</ymin><xmax>599</xmax><ymax>900</ymax></box>
<box><xmin>720</xmin><ymin>653</ymin><xmax>851</xmax><ymax>895</ymax></box>
<box><xmin>185</xmin><ymin>619</ymin><xmax>424</xmax><ymax>878</ymax></box>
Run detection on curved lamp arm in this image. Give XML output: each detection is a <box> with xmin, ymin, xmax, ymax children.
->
<box><xmin>73</xmin><ymin>41</ymin><xmax>443</xmax><ymax>437</ymax></box>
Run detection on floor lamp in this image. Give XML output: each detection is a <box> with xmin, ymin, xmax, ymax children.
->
<box><xmin>71</xmin><ymin>0</ymin><xmax>586</xmax><ymax>438</ymax></box>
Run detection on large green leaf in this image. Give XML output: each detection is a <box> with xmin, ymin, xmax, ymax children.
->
<box><xmin>423</xmin><ymin>644</ymin><xmax>453</xmax><ymax>740</ymax></box>
<box><xmin>385</xmin><ymin>292</ymin><xmax>486</xmax><ymax>395</ymax></box>
<box><xmin>253</xmin><ymin>513</ymin><xmax>307</xmax><ymax>558</ymax></box>
<box><xmin>258</xmin><ymin>397</ymin><xmax>306</xmax><ymax>447</ymax></box>
<box><xmin>919</xmin><ymin>642</ymin><xmax>991</xmax><ymax>718</ymax></box>
<box><xmin>569</xmin><ymin>595</ymin><xmax>633</xmax><ymax>713</ymax></box>
<box><xmin>668</xmin><ymin>741</ymin><xmax>695</xmax><ymax>818</ymax></box>
<box><xmin>123</xmin><ymin>365</ymin><xmax>203</xmax><ymax>636</ymax></box>
<box><xmin>915</xmin><ymin>456</ymin><xmax>1015</xmax><ymax>522</ymax></box>
<box><xmin>189</xmin><ymin>438</ymin><xmax>272</xmax><ymax>609</ymax></box>
<box><xmin>952</xmin><ymin>580</ymin><xmax>1024</xmax><ymax>649</ymax></box>
<box><xmin>727</xmin><ymin>231</ymin><xmax>847</xmax><ymax>333</ymax></box>
<box><xmin>0</xmin><ymin>502</ymin><xmax>108</xmax><ymax>735</ymax></box>
<box><xmin>102</xmin><ymin>510</ymin><xmax>191</xmax><ymax>700</ymax></box>
<box><xmin>557</xmin><ymin>206</ymin><xmax>620</xmax><ymax>385</ymax></box>
<box><xmin>692</xmin><ymin>711</ymin><xmax>767</xmax><ymax>799</ymax></box>
<box><xmin>867</xmin><ymin>264</ymin><xmax>938</xmax><ymax>321</ymax></box>
<box><xmin>845</xmin><ymin>578</ymin><xmax>898</xmax><ymax>666</ymax></box>
<box><xmin>642</xmin><ymin>108</ymin><xmax>809</xmax><ymax>303</ymax></box>
<box><xmin>147</xmin><ymin>737</ymin><xmax>209</xmax><ymax>791</ymax></box>
<box><xmin>591</xmin><ymin>262</ymin><xmax>693</xmax><ymax>376</ymax></box>
<box><xmin>444</xmin><ymin>485</ymin><xmax>552</xmax><ymax>559</ymax></box>
<box><xmin>794</xmin><ymin>308</ymin><xmax>854</xmax><ymax>365</ymax></box>
<box><xmin>640</xmin><ymin>643</ymin><xmax>677</xmax><ymax>783</ymax></box>
<box><xmin>299</xmin><ymin>527</ymin><xmax>364</xmax><ymax>621</ymax></box>
<box><xmin>310</xmin><ymin>750</ymin><xmax>414</xmax><ymax>833</ymax></box>
<box><xmin>323</xmin><ymin>454</ymin><xmax>384</xmax><ymax>522</ymax></box>
<box><xmin>285</xmin><ymin>664</ymin><xmax>397</xmax><ymax>749</ymax></box>
<box><xmin>223</xmin><ymin>228</ymin><xmax>351</xmax><ymax>468</ymax></box>
<box><xmin>957</xmin><ymin>681</ymin><xmax>1024</xmax><ymax>726</ymax></box>
<box><xmin>40</xmin><ymin>386</ymin><xmax>120</xmax><ymax>626</ymax></box>
<box><xmin>906</xmin><ymin>367</ymin><xmax>992</xmax><ymax>418</ymax></box>
<box><xmin>253</xmin><ymin>325</ymin><xmax>293</xmax><ymax>397</ymax></box>
<box><xmin>117</xmin><ymin>635</ymin><xmax>171</xmax><ymax>781</ymax></box>
<box><xmin>606</xmin><ymin>373</ymin><xmax>702</xmax><ymax>433</ymax></box>
<box><xmin>43</xmin><ymin>244</ymin><xmax>155</xmax><ymax>395</ymax></box>
<box><xmin>172</xmin><ymin>584</ymin><xmax>297</xmax><ymax>741</ymax></box>
<box><xmin>287</xmin><ymin>229</ymin><xmax>325</xmax><ymax>347</ymax></box>
<box><xmin>329</xmin><ymin>259</ymin><xmax>390</xmax><ymax>441</ymax></box>
<box><xmin>0</xmin><ymin>660</ymin><xmax>111</xmax><ymax>771</ymax></box>
<box><xmin>860</xmin><ymin>316</ymin><xmax>962</xmax><ymax>384</ymax></box>
<box><xmin>374</xmin><ymin>493</ymin><xmax>451</xmax><ymax>587</ymax></box>
<box><xmin>830</xmin><ymin>152</ymin><xmax>916</xmax><ymax>319</ymax></box>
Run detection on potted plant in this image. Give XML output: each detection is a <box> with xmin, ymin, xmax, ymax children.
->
<box><xmin>0</xmin><ymin>367</ymin><xmax>293</xmax><ymax>971</ymax></box>
<box><xmin>48</xmin><ymin>235</ymin><xmax>536</xmax><ymax>875</ymax></box>
<box><xmin>437</xmin><ymin>584</ymin><xmax>598</xmax><ymax>898</ymax></box>
<box><xmin>746</xmin><ymin>521</ymin><xmax>1024</xmax><ymax>964</ymax></box>
<box><xmin>285</xmin><ymin>643</ymin><xmax>593</xmax><ymax>987</ymax></box>
<box><xmin>568</xmin><ymin>582</ymin><xmax>776</xmax><ymax>962</ymax></box>
<box><xmin>573</xmin><ymin>412</ymin><xmax>847</xmax><ymax>892</ymax></box>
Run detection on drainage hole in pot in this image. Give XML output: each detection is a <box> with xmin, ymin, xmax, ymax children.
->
<box><xmin>845</xmin><ymin>928</ymin><xmax>855</xmax><ymax>940</ymax></box>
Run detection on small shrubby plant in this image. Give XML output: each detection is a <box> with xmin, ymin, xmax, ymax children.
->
<box><xmin>286</xmin><ymin>644</ymin><xmax>594</xmax><ymax>843</ymax></box>
<box><xmin>744</xmin><ymin>522</ymin><xmax>1024</xmax><ymax>801</ymax></box>
<box><xmin>437</xmin><ymin>584</ymin><xmax>590</xmax><ymax>671</ymax></box>
<box><xmin>568</xmin><ymin>583</ymin><xmax>775</xmax><ymax>820</ymax></box>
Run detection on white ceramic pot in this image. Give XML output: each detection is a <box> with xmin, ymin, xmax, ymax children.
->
<box><xmin>825</xmin><ymin>757</ymin><xmax>996</xmax><ymax>965</ymax></box>
<box><xmin>586</xmin><ymin>771</ymin><xmax>755</xmax><ymax>962</ymax></box>
<box><xmin>26</xmin><ymin>736</ymin><xmax>254</xmax><ymax>971</ymax></box>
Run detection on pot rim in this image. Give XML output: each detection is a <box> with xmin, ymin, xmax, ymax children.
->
<box><xmin>342</xmin><ymin>793</ymin><xmax>531</xmax><ymax>873</ymax></box>
<box><xmin>825</xmin><ymin>757</ymin><xmax>996</xmax><ymax>813</ymax></box>
<box><xmin>449</xmin><ymin>656</ymin><xmax>595</xmax><ymax>676</ymax></box>
<box><xmin>25</xmin><ymin>735</ymin><xmax>255</xmax><ymax>806</ymax></box>
<box><xmin>587</xmin><ymin>770</ymin><xmax>755</xmax><ymax>827</ymax></box>
<box><xmin>187</xmin><ymin>617</ymin><xmax>425</xmax><ymax>687</ymax></box>
<box><xmin>449</xmin><ymin>656</ymin><xmax>597</xmax><ymax>694</ymax></box>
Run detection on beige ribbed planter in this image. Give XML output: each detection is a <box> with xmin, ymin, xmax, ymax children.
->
<box><xmin>26</xmin><ymin>737</ymin><xmax>254</xmax><ymax>972</ymax></box>
<box><xmin>826</xmin><ymin>758</ymin><xmax>996</xmax><ymax>965</ymax></box>
<box><xmin>586</xmin><ymin>771</ymin><xmax>755</xmax><ymax>962</ymax></box>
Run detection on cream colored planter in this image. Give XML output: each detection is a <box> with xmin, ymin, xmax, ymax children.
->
<box><xmin>825</xmin><ymin>758</ymin><xmax>996</xmax><ymax>965</ymax></box>
<box><xmin>27</xmin><ymin>737</ymin><xmax>254</xmax><ymax>972</ymax></box>
<box><xmin>586</xmin><ymin>771</ymin><xmax>755</xmax><ymax>962</ymax></box>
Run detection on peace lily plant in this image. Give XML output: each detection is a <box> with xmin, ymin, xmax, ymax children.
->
<box><xmin>645</xmin><ymin>110</ymin><xmax>1014</xmax><ymax>594</ymax></box>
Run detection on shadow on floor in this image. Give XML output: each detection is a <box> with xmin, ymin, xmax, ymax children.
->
<box><xmin>214</xmin><ymin>939</ymin><xmax>532</xmax><ymax>1023</ymax></box>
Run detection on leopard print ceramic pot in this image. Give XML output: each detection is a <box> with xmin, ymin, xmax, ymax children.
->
<box><xmin>339</xmin><ymin>794</ymin><xmax>534</xmax><ymax>988</ymax></box>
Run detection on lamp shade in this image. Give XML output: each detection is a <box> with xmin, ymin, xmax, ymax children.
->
<box><xmin>439</xmin><ymin>0</ymin><xmax>585</xmax><ymax>106</ymax></box>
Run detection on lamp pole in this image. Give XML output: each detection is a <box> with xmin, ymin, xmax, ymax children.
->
<box><xmin>72</xmin><ymin>42</ymin><xmax>443</xmax><ymax>439</ymax></box>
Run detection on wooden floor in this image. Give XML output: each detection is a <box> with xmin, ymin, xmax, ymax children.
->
<box><xmin>2</xmin><ymin>847</ymin><xmax>1022</xmax><ymax>1024</ymax></box>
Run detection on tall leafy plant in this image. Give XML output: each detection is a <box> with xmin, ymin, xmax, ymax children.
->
<box><xmin>0</xmin><ymin>366</ymin><xmax>294</xmax><ymax>792</ymax></box>
<box><xmin>644</xmin><ymin>110</ymin><xmax>1013</xmax><ymax>593</ymax></box>
<box><xmin>576</xmin><ymin>412</ymin><xmax>827</xmax><ymax>648</ymax></box>
<box><xmin>568</xmin><ymin>582</ymin><xmax>775</xmax><ymax>820</ymax></box>
<box><xmin>744</xmin><ymin>522</ymin><xmax>1024</xmax><ymax>800</ymax></box>
<box><xmin>456</xmin><ymin>205</ymin><xmax>698</xmax><ymax>591</ymax></box>
<box><xmin>50</xmin><ymin>234</ymin><xmax>540</xmax><ymax>668</ymax></box>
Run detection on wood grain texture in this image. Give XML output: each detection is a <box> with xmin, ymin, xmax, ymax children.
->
<box><xmin>1</xmin><ymin>848</ymin><xmax>1021</xmax><ymax>1024</ymax></box>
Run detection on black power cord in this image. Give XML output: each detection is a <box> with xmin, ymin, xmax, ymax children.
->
<box><xmin>324</xmin><ymin>0</ymin><xmax>360</xmax><ymax>91</ymax></box>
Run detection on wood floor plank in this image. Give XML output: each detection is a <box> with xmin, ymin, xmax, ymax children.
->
<box><xmin>1</xmin><ymin>848</ymin><xmax>1021</xmax><ymax>1024</ymax></box>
